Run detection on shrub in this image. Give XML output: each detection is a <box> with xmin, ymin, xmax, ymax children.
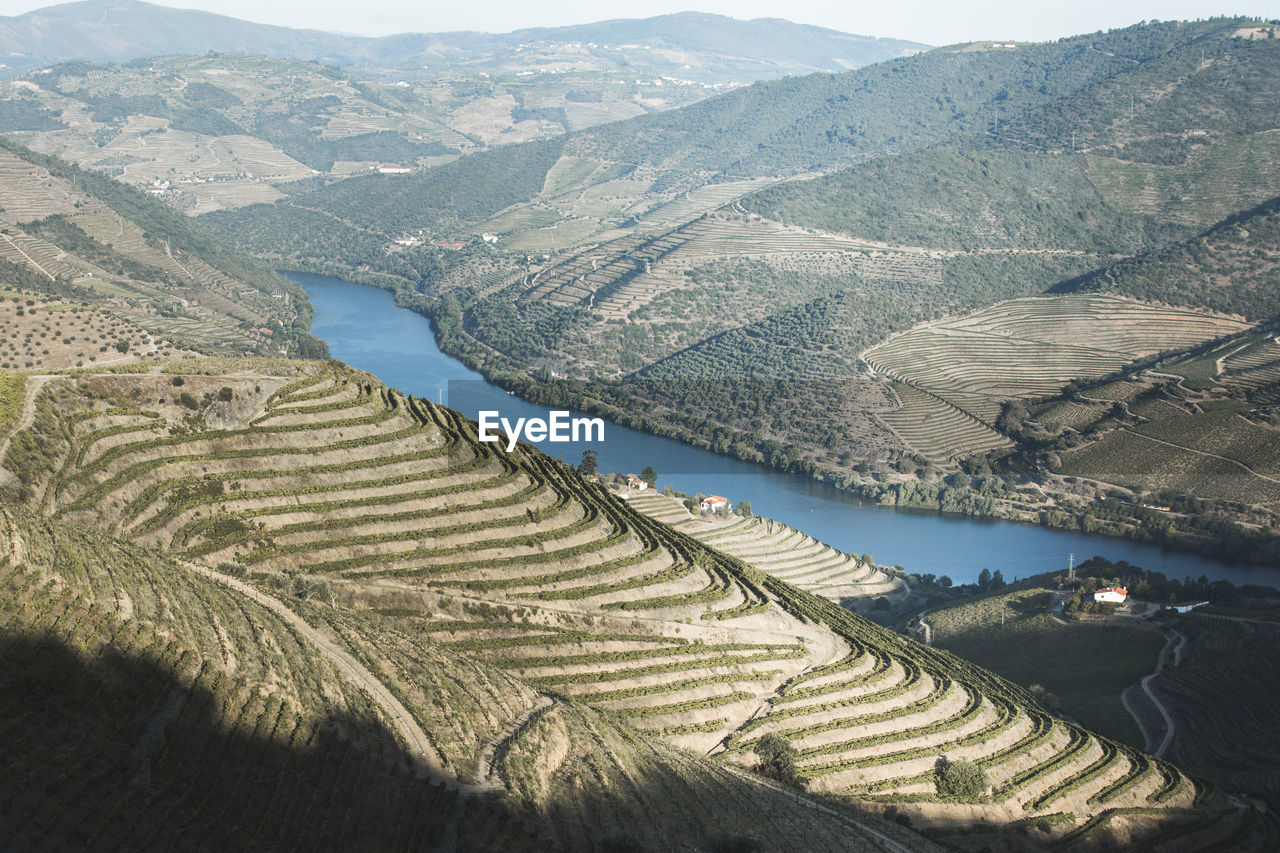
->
<box><xmin>216</xmin><ymin>561</ymin><xmax>247</xmax><ymax>577</ymax></box>
<box><xmin>217</xmin><ymin>386</ymin><xmax>233</xmax><ymax>402</ymax></box>
<box><xmin>754</xmin><ymin>733</ymin><xmax>801</xmax><ymax>787</ymax></box>
<box><xmin>178</xmin><ymin>392</ymin><xmax>198</xmax><ymax>409</ymax></box>
<box><xmin>935</xmin><ymin>755</ymin><xmax>988</xmax><ymax>798</ymax></box>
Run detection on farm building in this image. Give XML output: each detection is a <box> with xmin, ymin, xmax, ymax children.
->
<box><xmin>626</xmin><ymin>474</ymin><xmax>648</xmax><ymax>490</ymax></box>
<box><xmin>1094</xmin><ymin>587</ymin><xmax>1128</xmax><ymax>604</ymax></box>
<box><xmin>700</xmin><ymin>495</ymin><xmax>731</xmax><ymax>513</ymax></box>
<box><xmin>1168</xmin><ymin>600</ymin><xmax>1209</xmax><ymax>614</ymax></box>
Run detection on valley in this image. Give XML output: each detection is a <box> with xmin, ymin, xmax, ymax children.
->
<box><xmin>1</xmin><ymin>7</ymin><xmax>1279</xmax><ymax>850</ymax></box>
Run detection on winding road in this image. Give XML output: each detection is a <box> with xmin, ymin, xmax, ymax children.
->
<box><xmin>1122</xmin><ymin>627</ymin><xmax>1185</xmax><ymax>758</ymax></box>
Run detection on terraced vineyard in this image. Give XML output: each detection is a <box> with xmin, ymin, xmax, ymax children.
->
<box><xmin>863</xmin><ymin>295</ymin><xmax>1253</xmax><ymax>461</ymax></box>
<box><xmin>627</xmin><ymin>492</ymin><xmax>905</xmax><ymax>605</ymax></box>
<box><xmin>1220</xmin><ymin>335</ymin><xmax>1280</xmax><ymax>391</ymax></box>
<box><xmin>0</xmin><ymin>140</ymin><xmax>310</xmax><ymax>357</ymax></box>
<box><xmin>3</xmin><ymin>358</ymin><xmax>1270</xmax><ymax>849</ymax></box>
<box><xmin>521</xmin><ymin>229</ymin><xmax>694</xmax><ymax>309</ymax></box>
<box><xmin>878</xmin><ymin>383</ymin><xmax>1014</xmax><ymax>461</ymax></box>
<box><xmin>523</xmin><ymin>212</ymin><xmax>958</xmax><ymax>322</ymax></box>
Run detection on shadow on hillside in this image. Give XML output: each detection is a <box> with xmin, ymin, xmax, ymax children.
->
<box><xmin>0</xmin><ymin>630</ymin><xmax>902</xmax><ymax>852</ymax></box>
<box><xmin>0</xmin><ymin>631</ymin><xmax>547</xmax><ymax>851</ymax></box>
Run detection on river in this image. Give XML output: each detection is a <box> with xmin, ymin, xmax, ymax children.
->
<box><xmin>291</xmin><ymin>271</ymin><xmax>1280</xmax><ymax>588</ymax></box>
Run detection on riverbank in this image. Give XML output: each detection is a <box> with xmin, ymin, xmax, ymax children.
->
<box><xmin>294</xmin><ymin>271</ymin><xmax>1280</xmax><ymax>587</ymax></box>
<box><xmin>369</xmin><ymin>273</ymin><xmax>1278</xmax><ymax>568</ymax></box>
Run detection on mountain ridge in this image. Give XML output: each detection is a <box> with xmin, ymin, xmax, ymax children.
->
<box><xmin>0</xmin><ymin>0</ymin><xmax>929</xmax><ymax>78</ymax></box>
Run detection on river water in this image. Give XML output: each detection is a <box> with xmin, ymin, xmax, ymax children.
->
<box><xmin>292</xmin><ymin>272</ymin><xmax>1280</xmax><ymax>588</ymax></box>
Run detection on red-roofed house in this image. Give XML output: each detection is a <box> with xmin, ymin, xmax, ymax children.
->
<box><xmin>1093</xmin><ymin>587</ymin><xmax>1128</xmax><ymax>604</ymax></box>
<box><xmin>700</xmin><ymin>495</ymin><xmax>730</xmax><ymax>513</ymax></box>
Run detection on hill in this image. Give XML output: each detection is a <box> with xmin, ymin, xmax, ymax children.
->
<box><xmin>0</xmin><ymin>357</ymin><xmax>1273</xmax><ymax>849</ymax></box>
<box><xmin>922</xmin><ymin>572</ymin><xmax>1280</xmax><ymax>812</ymax></box>
<box><xmin>0</xmin><ymin>502</ymin><xmax>926</xmax><ymax>851</ymax></box>
<box><xmin>195</xmin><ymin>19</ymin><xmax>1280</xmax><ymax>553</ymax></box>
<box><xmin>0</xmin><ymin>136</ymin><xmax>324</xmax><ymax>358</ymax></box>
<box><xmin>0</xmin><ymin>1</ymin><xmax>927</xmax><ymax>79</ymax></box>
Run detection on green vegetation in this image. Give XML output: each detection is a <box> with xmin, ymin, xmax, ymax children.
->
<box><xmin>935</xmin><ymin>756</ymin><xmax>988</xmax><ymax>798</ymax></box>
<box><xmin>0</xmin><ymin>137</ymin><xmax>326</xmax><ymax>358</ymax></box>
<box><xmin>929</xmin><ymin>588</ymin><xmax>1166</xmax><ymax>745</ymax></box>
<box><xmin>5</xmin><ymin>14</ymin><xmax>1280</xmax><ymax>846</ymax></box>
<box><xmin>1061</xmin><ymin>195</ymin><xmax>1280</xmax><ymax>321</ymax></box>
<box><xmin>0</xmin><ymin>372</ymin><xmax>24</xmax><ymax>438</ymax></box>
<box><xmin>0</xmin><ymin>359</ymin><xmax>1269</xmax><ymax>849</ymax></box>
<box><xmin>753</xmin><ymin>732</ymin><xmax>802</xmax><ymax>787</ymax></box>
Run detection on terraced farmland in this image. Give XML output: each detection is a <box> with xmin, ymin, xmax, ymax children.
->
<box><xmin>0</xmin><ymin>139</ymin><xmax>306</xmax><ymax>356</ymax></box>
<box><xmin>628</xmin><ymin>492</ymin><xmax>905</xmax><ymax>605</ymax></box>
<box><xmin>0</xmin><ymin>507</ymin><xmax>913</xmax><ymax>852</ymax></box>
<box><xmin>1152</xmin><ymin>620</ymin><xmax>1280</xmax><ymax>810</ymax></box>
<box><xmin>1220</xmin><ymin>335</ymin><xmax>1280</xmax><ymax>391</ymax></box>
<box><xmin>521</xmin><ymin>229</ymin><xmax>694</xmax><ymax>309</ymax></box>
<box><xmin>3</xmin><ymin>358</ymin><xmax>1267</xmax><ymax>849</ymax></box>
<box><xmin>522</xmin><ymin>212</ymin><xmax>957</xmax><ymax>322</ymax></box>
<box><xmin>878</xmin><ymin>383</ymin><xmax>1014</xmax><ymax>461</ymax></box>
<box><xmin>863</xmin><ymin>295</ymin><xmax>1253</xmax><ymax>461</ymax></box>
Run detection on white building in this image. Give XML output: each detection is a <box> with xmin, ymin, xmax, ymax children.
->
<box><xmin>1093</xmin><ymin>587</ymin><xmax>1128</xmax><ymax>604</ymax></box>
<box><xmin>700</xmin><ymin>495</ymin><xmax>730</xmax><ymax>513</ymax></box>
<box><xmin>1168</xmin><ymin>600</ymin><xmax>1208</xmax><ymax>614</ymax></box>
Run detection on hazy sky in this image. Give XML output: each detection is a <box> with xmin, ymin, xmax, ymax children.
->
<box><xmin>2</xmin><ymin>0</ymin><xmax>1278</xmax><ymax>45</ymax></box>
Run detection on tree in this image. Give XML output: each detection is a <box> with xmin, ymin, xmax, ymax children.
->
<box><xmin>938</xmin><ymin>575</ymin><xmax>953</xmax><ymax>589</ymax></box>
<box><xmin>978</xmin><ymin>568</ymin><xmax>992</xmax><ymax>591</ymax></box>
<box><xmin>991</xmin><ymin>569</ymin><xmax>1005</xmax><ymax>589</ymax></box>
<box><xmin>579</xmin><ymin>449</ymin><xmax>598</xmax><ymax>477</ymax></box>
<box><xmin>640</xmin><ymin>465</ymin><xmax>657</xmax><ymax>488</ymax></box>
<box><xmin>754</xmin><ymin>733</ymin><xmax>801</xmax><ymax>787</ymax></box>
<box><xmin>935</xmin><ymin>756</ymin><xmax>988</xmax><ymax>798</ymax></box>
<box><xmin>735</xmin><ymin>500</ymin><xmax>753</xmax><ymax>517</ymax></box>
<box><xmin>1029</xmin><ymin>683</ymin><xmax>1060</xmax><ymax>712</ymax></box>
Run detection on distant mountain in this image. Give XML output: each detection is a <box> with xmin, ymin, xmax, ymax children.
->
<box><xmin>0</xmin><ymin>0</ymin><xmax>928</xmax><ymax>79</ymax></box>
